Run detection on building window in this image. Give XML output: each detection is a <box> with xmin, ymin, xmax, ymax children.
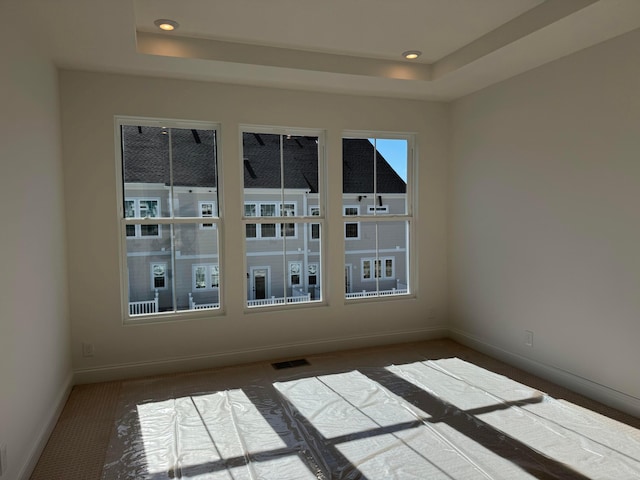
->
<box><xmin>289</xmin><ymin>262</ymin><xmax>302</xmax><ymax>286</ymax></box>
<box><xmin>308</xmin><ymin>263</ymin><xmax>318</xmax><ymax>285</ymax></box>
<box><xmin>151</xmin><ymin>263</ymin><xmax>167</xmax><ymax>289</ymax></box>
<box><xmin>244</xmin><ymin>202</ymin><xmax>297</xmax><ymax>239</ymax></box>
<box><xmin>118</xmin><ymin>118</ymin><xmax>221</xmax><ymax>319</ymax></box>
<box><xmin>125</xmin><ymin>198</ymin><xmax>161</xmax><ymax>238</ymax></box>
<box><xmin>344</xmin><ymin>206</ymin><xmax>359</xmax><ymax>239</ymax></box>
<box><xmin>367</xmin><ymin>205</ymin><xmax>389</xmax><ymax>214</ymax></box>
<box><xmin>199</xmin><ymin>201</ymin><xmax>215</xmax><ymax>229</ymax></box>
<box><xmin>343</xmin><ymin>134</ymin><xmax>412</xmax><ymax>299</ymax></box>
<box><xmin>309</xmin><ymin>207</ymin><xmax>320</xmax><ymax>240</ymax></box>
<box><xmin>193</xmin><ymin>264</ymin><xmax>220</xmax><ymax>290</ymax></box>
<box><xmin>361</xmin><ymin>257</ymin><xmax>395</xmax><ymax>280</ymax></box>
<box><xmin>242</xmin><ymin>128</ymin><xmax>324</xmax><ymax>308</ymax></box>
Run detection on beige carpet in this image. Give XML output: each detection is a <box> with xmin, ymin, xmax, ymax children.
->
<box><xmin>31</xmin><ymin>339</ymin><xmax>640</xmax><ymax>479</ymax></box>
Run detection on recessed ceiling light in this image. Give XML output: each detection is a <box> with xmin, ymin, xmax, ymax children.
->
<box><xmin>154</xmin><ymin>19</ymin><xmax>179</xmax><ymax>31</ymax></box>
<box><xmin>402</xmin><ymin>50</ymin><xmax>422</xmax><ymax>60</ymax></box>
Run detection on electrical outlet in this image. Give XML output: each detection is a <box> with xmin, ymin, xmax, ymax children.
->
<box><xmin>0</xmin><ymin>443</ymin><xmax>7</xmax><ymax>476</ymax></box>
<box><xmin>525</xmin><ymin>330</ymin><xmax>534</xmax><ymax>347</ymax></box>
<box><xmin>82</xmin><ymin>342</ymin><xmax>95</xmax><ymax>357</ymax></box>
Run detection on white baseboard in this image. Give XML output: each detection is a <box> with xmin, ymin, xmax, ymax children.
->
<box><xmin>18</xmin><ymin>370</ymin><xmax>74</xmax><ymax>480</ymax></box>
<box><xmin>449</xmin><ymin>328</ymin><xmax>640</xmax><ymax>418</ymax></box>
<box><xmin>74</xmin><ymin>326</ymin><xmax>449</xmax><ymax>384</ymax></box>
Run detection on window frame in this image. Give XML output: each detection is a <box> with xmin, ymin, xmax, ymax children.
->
<box><xmin>116</xmin><ymin>116</ymin><xmax>223</xmax><ymax>324</ymax></box>
<box><xmin>240</xmin><ymin>125</ymin><xmax>326</xmax><ymax>311</ymax></box>
<box><xmin>342</xmin><ymin>131</ymin><xmax>415</xmax><ymax>301</ymax></box>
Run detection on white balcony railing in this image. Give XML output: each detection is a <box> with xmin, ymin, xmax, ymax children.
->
<box><xmin>345</xmin><ymin>288</ymin><xmax>408</xmax><ymax>299</ymax></box>
<box><xmin>188</xmin><ymin>293</ymin><xmax>219</xmax><ymax>310</ymax></box>
<box><xmin>129</xmin><ymin>290</ymin><xmax>159</xmax><ymax>315</ymax></box>
<box><xmin>247</xmin><ymin>294</ymin><xmax>311</xmax><ymax>307</ymax></box>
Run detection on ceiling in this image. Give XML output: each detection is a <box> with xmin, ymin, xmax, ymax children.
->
<box><xmin>14</xmin><ymin>0</ymin><xmax>640</xmax><ymax>100</ymax></box>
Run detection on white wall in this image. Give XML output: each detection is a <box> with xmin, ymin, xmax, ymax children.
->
<box><xmin>450</xmin><ymin>29</ymin><xmax>640</xmax><ymax>412</ymax></box>
<box><xmin>0</xmin><ymin>5</ymin><xmax>72</xmax><ymax>479</ymax></box>
<box><xmin>59</xmin><ymin>71</ymin><xmax>449</xmax><ymax>382</ymax></box>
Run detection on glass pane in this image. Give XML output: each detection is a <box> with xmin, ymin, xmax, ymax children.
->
<box><xmin>121</xmin><ymin>126</ymin><xmax>170</xmax><ymax>218</ymax></box>
<box><xmin>140</xmin><ymin>224</ymin><xmax>159</xmax><ymax>237</ymax></box>
<box><xmin>245</xmin><ymin>204</ymin><xmax>256</xmax><ymax>217</ymax></box>
<box><xmin>246</xmin><ymin>229</ymin><xmax>284</xmax><ymax>307</ymax></box>
<box><xmin>343</xmin><ymin>137</ymin><xmax>408</xmax><ymax>215</ymax></box>
<box><xmin>174</xmin><ymin>224</ymin><xmax>220</xmax><ymax>312</ymax></box>
<box><xmin>172</xmin><ymin>128</ymin><xmax>218</xmax><ymax>218</ymax></box>
<box><xmin>261</xmin><ymin>223</ymin><xmax>276</xmax><ymax>238</ymax></box>
<box><xmin>345</xmin><ymin>220</ymin><xmax>409</xmax><ymax>299</ymax></box>
<box><xmin>243</xmin><ymin>132</ymin><xmax>281</xmax><ymax>191</ymax></box>
<box><xmin>377</xmin><ymin>220</ymin><xmax>408</xmax><ymax>293</ymax></box>
<box><xmin>124</xmin><ymin>200</ymin><xmax>135</xmax><ymax>218</ymax></box>
<box><xmin>343</xmin><ymin>138</ymin><xmax>374</xmax><ymax>201</ymax></box>
<box><xmin>375</xmin><ymin>138</ymin><xmax>408</xmax><ymax>215</ymax></box>
<box><xmin>128</xmin><ymin>253</ymin><xmax>171</xmax><ymax>315</ymax></box>
<box><xmin>261</xmin><ymin>204</ymin><xmax>276</xmax><ymax>216</ymax></box>
<box><xmin>307</xmin><ymin>223</ymin><xmax>322</xmax><ymax>301</ymax></box>
<box><xmin>283</xmin><ymin>134</ymin><xmax>319</xmax><ymax>209</ymax></box>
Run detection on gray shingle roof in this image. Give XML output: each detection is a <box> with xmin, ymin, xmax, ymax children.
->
<box><xmin>122</xmin><ymin>126</ymin><xmax>406</xmax><ymax>194</ymax></box>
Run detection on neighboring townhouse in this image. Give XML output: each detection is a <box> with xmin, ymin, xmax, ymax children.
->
<box><xmin>121</xmin><ymin>124</ymin><xmax>408</xmax><ymax>315</ymax></box>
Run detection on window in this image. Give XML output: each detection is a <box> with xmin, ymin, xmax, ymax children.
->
<box><xmin>151</xmin><ymin>263</ymin><xmax>167</xmax><ymax>289</ymax></box>
<box><xmin>344</xmin><ymin>206</ymin><xmax>359</xmax><ymax>239</ymax></box>
<box><xmin>242</xmin><ymin>128</ymin><xmax>324</xmax><ymax>308</ymax></box>
<box><xmin>309</xmin><ymin>207</ymin><xmax>320</xmax><ymax>240</ymax></box>
<box><xmin>289</xmin><ymin>262</ymin><xmax>301</xmax><ymax>286</ymax></box>
<box><xmin>343</xmin><ymin>134</ymin><xmax>412</xmax><ymax>299</ymax></box>
<box><xmin>125</xmin><ymin>198</ymin><xmax>161</xmax><ymax>238</ymax></box>
<box><xmin>361</xmin><ymin>257</ymin><xmax>395</xmax><ymax>280</ymax></box>
<box><xmin>367</xmin><ymin>205</ymin><xmax>389</xmax><ymax>214</ymax></box>
<box><xmin>244</xmin><ymin>202</ymin><xmax>297</xmax><ymax>239</ymax></box>
<box><xmin>308</xmin><ymin>264</ymin><xmax>318</xmax><ymax>285</ymax></box>
<box><xmin>118</xmin><ymin>118</ymin><xmax>221</xmax><ymax>319</ymax></box>
<box><xmin>199</xmin><ymin>201</ymin><xmax>215</xmax><ymax>229</ymax></box>
<box><xmin>193</xmin><ymin>264</ymin><xmax>220</xmax><ymax>290</ymax></box>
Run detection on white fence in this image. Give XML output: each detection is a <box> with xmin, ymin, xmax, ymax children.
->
<box><xmin>188</xmin><ymin>293</ymin><xmax>220</xmax><ymax>310</ymax></box>
<box><xmin>345</xmin><ymin>287</ymin><xmax>408</xmax><ymax>299</ymax></box>
<box><xmin>247</xmin><ymin>294</ymin><xmax>311</xmax><ymax>307</ymax></box>
<box><xmin>129</xmin><ymin>290</ymin><xmax>159</xmax><ymax>315</ymax></box>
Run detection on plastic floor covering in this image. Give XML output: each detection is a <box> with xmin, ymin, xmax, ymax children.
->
<box><xmin>102</xmin><ymin>344</ymin><xmax>640</xmax><ymax>479</ymax></box>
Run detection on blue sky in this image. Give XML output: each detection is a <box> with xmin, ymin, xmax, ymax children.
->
<box><xmin>369</xmin><ymin>138</ymin><xmax>407</xmax><ymax>182</ymax></box>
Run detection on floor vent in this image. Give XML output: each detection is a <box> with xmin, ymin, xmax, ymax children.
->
<box><xmin>271</xmin><ymin>358</ymin><xmax>310</xmax><ymax>370</ymax></box>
